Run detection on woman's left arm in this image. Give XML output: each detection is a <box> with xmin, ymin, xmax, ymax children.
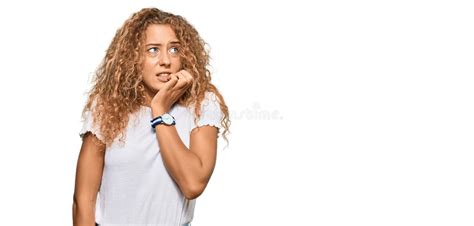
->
<box><xmin>154</xmin><ymin>122</ymin><xmax>218</xmax><ymax>200</ymax></box>
<box><xmin>150</xmin><ymin>70</ymin><xmax>220</xmax><ymax>200</ymax></box>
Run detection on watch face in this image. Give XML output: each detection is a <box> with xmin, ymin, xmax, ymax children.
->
<box><xmin>162</xmin><ymin>113</ymin><xmax>174</xmax><ymax>125</ymax></box>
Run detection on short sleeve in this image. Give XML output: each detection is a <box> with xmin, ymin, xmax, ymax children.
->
<box><xmin>79</xmin><ymin>110</ymin><xmax>105</xmax><ymax>143</ymax></box>
<box><xmin>191</xmin><ymin>92</ymin><xmax>224</xmax><ymax>133</ymax></box>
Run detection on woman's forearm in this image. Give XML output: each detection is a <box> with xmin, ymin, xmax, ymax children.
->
<box><xmin>154</xmin><ymin>124</ymin><xmax>203</xmax><ymax>199</ymax></box>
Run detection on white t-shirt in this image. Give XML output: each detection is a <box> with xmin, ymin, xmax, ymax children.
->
<box><xmin>79</xmin><ymin>92</ymin><xmax>223</xmax><ymax>226</ymax></box>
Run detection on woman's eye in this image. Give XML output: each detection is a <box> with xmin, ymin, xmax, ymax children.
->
<box><xmin>169</xmin><ymin>47</ymin><xmax>179</xmax><ymax>54</ymax></box>
<box><xmin>147</xmin><ymin>47</ymin><xmax>158</xmax><ymax>54</ymax></box>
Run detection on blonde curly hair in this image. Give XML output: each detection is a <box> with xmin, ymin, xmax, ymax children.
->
<box><xmin>82</xmin><ymin>8</ymin><xmax>230</xmax><ymax>147</ymax></box>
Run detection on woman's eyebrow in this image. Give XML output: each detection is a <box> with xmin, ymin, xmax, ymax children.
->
<box><xmin>145</xmin><ymin>41</ymin><xmax>181</xmax><ymax>47</ymax></box>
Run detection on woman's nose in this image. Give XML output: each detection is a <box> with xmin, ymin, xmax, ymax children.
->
<box><xmin>158</xmin><ymin>52</ymin><xmax>171</xmax><ymax>66</ymax></box>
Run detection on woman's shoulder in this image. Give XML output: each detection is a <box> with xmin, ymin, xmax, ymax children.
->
<box><xmin>203</xmin><ymin>91</ymin><xmax>219</xmax><ymax>103</ymax></box>
<box><xmin>185</xmin><ymin>91</ymin><xmax>219</xmax><ymax>110</ymax></box>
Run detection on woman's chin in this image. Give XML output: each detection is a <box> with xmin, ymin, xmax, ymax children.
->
<box><xmin>143</xmin><ymin>83</ymin><xmax>164</xmax><ymax>97</ymax></box>
<box><xmin>154</xmin><ymin>83</ymin><xmax>165</xmax><ymax>91</ymax></box>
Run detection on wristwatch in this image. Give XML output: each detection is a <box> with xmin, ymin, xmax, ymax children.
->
<box><xmin>150</xmin><ymin>113</ymin><xmax>176</xmax><ymax>128</ymax></box>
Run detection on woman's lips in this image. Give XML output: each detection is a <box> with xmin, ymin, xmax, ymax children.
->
<box><xmin>156</xmin><ymin>73</ymin><xmax>170</xmax><ymax>82</ymax></box>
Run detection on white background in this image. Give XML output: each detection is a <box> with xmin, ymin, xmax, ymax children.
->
<box><xmin>0</xmin><ymin>0</ymin><xmax>473</xmax><ymax>225</ymax></box>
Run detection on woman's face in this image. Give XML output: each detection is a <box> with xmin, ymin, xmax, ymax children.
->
<box><xmin>141</xmin><ymin>24</ymin><xmax>182</xmax><ymax>98</ymax></box>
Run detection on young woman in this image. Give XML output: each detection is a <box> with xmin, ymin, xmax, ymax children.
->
<box><xmin>72</xmin><ymin>8</ymin><xmax>230</xmax><ymax>226</ymax></box>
